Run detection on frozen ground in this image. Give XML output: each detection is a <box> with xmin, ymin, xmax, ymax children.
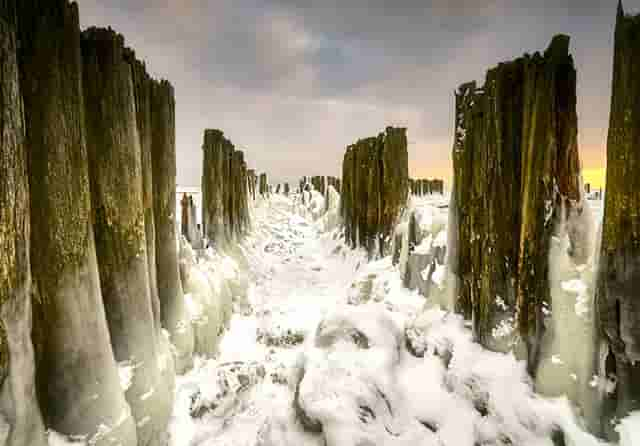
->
<box><xmin>164</xmin><ymin>192</ymin><xmax>635</xmax><ymax>446</ymax></box>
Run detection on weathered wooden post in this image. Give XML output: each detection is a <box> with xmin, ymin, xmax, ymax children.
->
<box><xmin>202</xmin><ymin>130</ymin><xmax>251</xmax><ymax>245</ymax></box>
<box><xmin>517</xmin><ymin>35</ymin><xmax>583</xmax><ymax>373</ymax></box>
<box><xmin>0</xmin><ymin>10</ymin><xmax>47</xmax><ymax>445</ymax></box>
<box><xmin>16</xmin><ymin>1</ymin><xmax>136</xmax><ymax>443</ymax></box>
<box><xmin>340</xmin><ymin>128</ymin><xmax>409</xmax><ymax>256</ymax></box>
<box><xmin>248</xmin><ymin>169</ymin><xmax>257</xmax><ymax>200</ymax></box>
<box><xmin>81</xmin><ymin>27</ymin><xmax>172</xmax><ymax>445</ymax></box>
<box><xmin>202</xmin><ymin>130</ymin><xmax>226</xmax><ymax>245</ymax></box>
<box><xmin>259</xmin><ymin>173</ymin><xmax>269</xmax><ymax>197</ymax></box>
<box><xmin>126</xmin><ymin>50</ymin><xmax>163</xmax><ymax>343</ymax></box>
<box><xmin>596</xmin><ymin>0</ymin><xmax>640</xmax><ymax>435</ymax></box>
<box><xmin>151</xmin><ymin>79</ymin><xmax>194</xmax><ymax>372</ymax></box>
<box><xmin>450</xmin><ymin>38</ymin><xmax>593</xmax><ymax>427</ymax></box>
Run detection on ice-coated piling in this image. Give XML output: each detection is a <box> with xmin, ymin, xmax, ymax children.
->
<box><xmin>201</xmin><ymin>129</ymin><xmax>251</xmax><ymax>247</ymax></box>
<box><xmin>151</xmin><ymin>79</ymin><xmax>194</xmax><ymax>373</ymax></box>
<box><xmin>81</xmin><ymin>27</ymin><xmax>173</xmax><ymax>445</ymax></box>
<box><xmin>450</xmin><ymin>35</ymin><xmax>586</xmax><ymax>377</ymax></box>
<box><xmin>16</xmin><ymin>1</ymin><xmax>136</xmax><ymax>443</ymax></box>
<box><xmin>340</xmin><ymin>127</ymin><xmax>409</xmax><ymax>256</ymax></box>
<box><xmin>596</xmin><ymin>1</ymin><xmax>640</xmax><ymax>436</ymax></box>
<box><xmin>0</xmin><ymin>10</ymin><xmax>47</xmax><ymax>446</ymax></box>
<box><xmin>125</xmin><ymin>49</ymin><xmax>163</xmax><ymax>342</ymax></box>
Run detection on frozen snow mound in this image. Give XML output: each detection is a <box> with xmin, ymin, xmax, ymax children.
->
<box><xmin>270</xmin><ymin>306</ymin><xmax>607</xmax><ymax>446</ymax></box>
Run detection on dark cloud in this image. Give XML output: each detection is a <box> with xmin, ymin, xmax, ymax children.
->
<box><xmin>77</xmin><ymin>0</ymin><xmax>635</xmax><ymax>185</ymax></box>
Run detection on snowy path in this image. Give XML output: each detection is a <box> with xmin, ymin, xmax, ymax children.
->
<box><xmin>168</xmin><ymin>195</ymin><xmax>614</xmax><ymax>446</ymax></box>
<box><xmin>169</xmin><ymin>195</ymin><xmax>370</xmax><ymax>445</ymax></box>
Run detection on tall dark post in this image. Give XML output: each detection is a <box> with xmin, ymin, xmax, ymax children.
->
<box><xmin>596</xmin><ymin>1</ymin><xmax>640</xmax><ymax>435</ymax></box>
<box><xmin>181</xmin><ymin>193</ymin><xmax>190</xmax><ymax>240</ymax></box>
<box><xmin>450</xmin><ymin>36</ymin><xmax>589</xmax><ymax>420</ymax></box>
<box><xmin>259</xmin><ymin>173</ymin><xmax>269</xmax><ymax>197</ymax></box>
<box><xmin>16</xmin><ymin>1</ymin><xmax>136</xmax><ymax>443</ymax></box>
<box><xmin>126</xmin><ymin>50</ymin><xmax>163</xmax><ymax>344</ymax></box>
<box><xmin>340</xmin><ymin>128</ymin><xmax>408</xmax><ymax>256</ymax></box>
<box><xmin>517</xmin><ymin>35</ymin><xmax>583</xmax><ymax>371</ymax></box>
<box><xmin>202</xmin><ymin>129</ymin><xmax>252</xmax><ymax>246</ymax></box>
<box><xmin>82</xmin><ymin>28</ymin><xmax>173</xmax><ymax>445</ymax></box>
<box><xmin>0</xmin><ymin>10</ymin><xmax>47</xmax><ymax>446</ymax></box>
<box><xmin>151</xmin><ymin>79</ymin><xmax>194</xmax><ymax>372</ymax></box>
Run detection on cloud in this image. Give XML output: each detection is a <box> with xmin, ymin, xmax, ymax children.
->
<box><xmin>76</xmin><ymin>0</ymin><xmax>629</xmax><ymax>186</ymax></box>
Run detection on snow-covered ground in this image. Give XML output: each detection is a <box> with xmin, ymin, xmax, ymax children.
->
<box><xmin>165</xmin><ymin>192</ymin><xmax>637</xmax><ymax>446</ymax></box>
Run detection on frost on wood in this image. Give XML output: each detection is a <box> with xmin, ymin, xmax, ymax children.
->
<box><xmin>81</xmin><ymin>27</ymin><xmax>173</xmax><ymax>446</ymax></box>
<box><xmin>0</xmin><ymin>12</ymin><xmax>47</xmax><ymax>446</ymax></box>
<box><xmin>16</xmin><ymin>1</ymin><xmax>137</xmax><ymax>444</ymax></box>
<box><xmin>596</xmin><ymin>1</ymin><xmax>640</xmax><ymax>437</ymax></box>
<box><xmin>340</xmin><ymin>127</ymin><xmax>409</xmax><ymax>257</ymax></box>
<box><xmin>450</xmin><ymin>35</ymin><xmax>585</xmax><ymax>371</ymax></box>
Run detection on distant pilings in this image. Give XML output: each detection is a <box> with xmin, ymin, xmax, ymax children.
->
<box><xmin>340</xmin><ymin>127</ymin><xmax>409</xmax><ymax>256</ymax></box>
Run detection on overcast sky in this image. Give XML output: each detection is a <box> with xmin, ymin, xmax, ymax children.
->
<box><xmin>78</xmin><ymin>0</ymin><xmax>635</xmax><ymax>187</ymax></box>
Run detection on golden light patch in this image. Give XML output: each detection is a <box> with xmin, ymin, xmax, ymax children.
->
<box><xmin>582</xmin><ymin>167</ymin><xmax>606</xmax><ymax>190</ymax></box>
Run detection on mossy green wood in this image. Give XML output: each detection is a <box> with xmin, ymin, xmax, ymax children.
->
<box><xmin>597</xmin><ymin>1</ymin><xmax>640</xmax><ymax>431</ymax></box>
<box><xmin>451</xmin><ymin>36</ymin><xmax>582</xmax><ymax>370</ymax></box>
<box><xmin>151</xmin><ymin>79</ymin><xmax>194</xmax><ymax>372</ymax></box>
<box><xmin>0</xmin><ymin>12</ymin><xmax>47</xmax><ymax>446</ymax></box>
<box><xmin>126</xmin><ymin>50</ymin><xmax>162</xmax><ymax>339</ymax></box>
<box><xmin>82</xmin><ymin>27</ymin><xmax>173</xmax><ymax>446</ymax></box>
<box><xmin>16</xmin><ymin>1</ymin><xmax>136</xmax><ymax>443</ymax></box>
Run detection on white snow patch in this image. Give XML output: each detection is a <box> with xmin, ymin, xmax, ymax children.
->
<box><xmin>617</xmin><ymin>412</ymin><xmax>640</xmax><ymax>446</ymax></box>
<box><xmin>118</xmin><ymin>360</ymin><xmax>136</xmax><ymax>392</ymax></box>
<box><xmin>48</xmin><ymin>430</ymin><xmax>86</xmax><ymax>446</ymax></box>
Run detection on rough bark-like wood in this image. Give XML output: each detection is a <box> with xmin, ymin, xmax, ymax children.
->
<box><xmin>452</xmin><ymin>63</ymin><xmax>524</xmax><ymax>349</ymax></box>
<box><xmin>151</xmin><ymin>79</ymin><xmax>194</xmax><ymax>373</ymax></box>
<box><xmin>202</xmin><ymin>129</ymin><xmax>226</xmax><ymax>244</ymax></box>
<box><xmin>201</xmin><ymin>129</ymin><xmax>251</xmax><ymax>247</ymax></box>
<box><xmin>340</xmin><ymin>127</ymin><xmax>409</xmax><ymax>256</ymax></box>
<box><xmin>82</xmin><ymin>28</ymin><xmax>172</xmax><ymax>446</ymax></box>
<box><xmin>517</xmin><ymin>35</ymin><xmax>582</xmax><ymax>372</ymax></box>
<box><xmin>125</xmin><ymin>49</ymin><xmax>162</xmax><ymax>343</ymax></box>
<box><xmin>125</xmin><ymin>47</ymin><xmax>175</xmax><ymax>444</ymax></box>
<box><xmin>16</xmin><ymin>1</ymin><xmax>136</xmax><ymax>443</ymax></box>
<box><xmin>596</xmin><ymin>1</ymin><xmax>640</xmax><ymax>433</ymax></box>
<box><xmin>450</xmin><ymin>36</ymin><xmax>584</xmax><ymax>374</ymax></box>
<box><xmin>0</xmin><ymin>13</ymin><xmax>47</xmax><ymax>446</ymax></box>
